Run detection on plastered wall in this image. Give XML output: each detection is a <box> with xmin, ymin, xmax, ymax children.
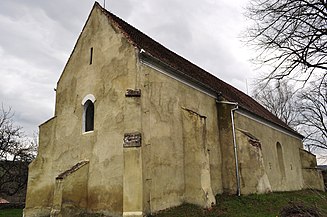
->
<box><xmin>25</xmin><ymin>4</ymin><xmax>324</xmax><ymax>217</ymax></box>
<box><xmin>234</xmin><ymin>111</ymin><xmax>304</xmax><ymax>192</ymax></box>
<box><xmin>236</xmin><ymin>129</ymin><xmax>272</xmax><ymax>194</ymax></box>
<box><xmin>25</xmin><ymin>118</ymin><xmax>56</xmax><ymax>217</ymax></box>
<box><xmin>299</xmin><ymin>149</ymin><xmax>324</xmax><ymax>190</ymax></box>
<box><xmin>138</xmin><ymin>62</ymin><xmax>221</xmax><ymax>213</ymax></box>
<box><xmin>25</xmin><ymin>6</ymin><xmax>140</xmax><ymax>217</ymax></box>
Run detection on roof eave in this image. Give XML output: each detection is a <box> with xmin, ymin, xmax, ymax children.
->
<box><xmin>139</xmin><ymin>50</ymin><xmax>218</xmax><ymax>98</ymax></box>
<box><xmin>237</xmin><ymin>107</ymin><xmax>304</xmax><ymax>140</ymax></box>
<box><xmin>140</xmin><ymin>51</ymin><xmax>304</xmax><ymax>140</ymax></box>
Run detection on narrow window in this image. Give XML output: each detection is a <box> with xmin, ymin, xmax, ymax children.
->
<box><xmin>276</xmin><ymin>142</ymin><xmax>286</xmax><ymax>179</ymax></box>
<box><xmin>90</xmin><ymin>47</ymin><xmax>93</xmax><ymax>65</ymax></box>
<box><xmin>84</xmin><ymin>100</ymin><xmax>94</xmax><ymax>132</ymax></box>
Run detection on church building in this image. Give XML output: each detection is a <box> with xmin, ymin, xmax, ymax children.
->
<box><xmin>24</xmin><ymin>2</ymin><xmax>324</xmax><ymax>217</ymax></box>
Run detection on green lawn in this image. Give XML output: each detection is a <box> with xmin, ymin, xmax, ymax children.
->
<box><xmin>0</xmin><ymin>208</ymin><xmax>23</xmax><ymax>217</ymax></box>
<box><xmin>1</xmin><ymin>190</ymin><xmax>326</xmax><ymax>217</ymax></box>
<box><xmin>151</xmin><ymin>190</ymin><xmax>327</xmax><ymax>217</ymax></box>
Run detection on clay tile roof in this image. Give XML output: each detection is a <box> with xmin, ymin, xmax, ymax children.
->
<box><xmin>0</xmin><ymin>198</ymin><xmax>9</xmax><ymax>204</ymax></box>
<box><xmin>94</xmin><ymin>2</ymin><xmax>302</xmax><ymax>138</ymax></box>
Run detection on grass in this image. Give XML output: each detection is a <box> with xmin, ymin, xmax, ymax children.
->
<box><xmin>151</xmin><ymin>190</ymin><xmax>327</xmax><ymax>217</ymax></box>
<box><xmin>1</xmin><ymin>190</ymin><xmax>326</xmax><ymax>217</ymax></box>
<box><xmin>0</xmin><ymin>208</ymin><xmax>23</xmax><ymax>217</ymax></box>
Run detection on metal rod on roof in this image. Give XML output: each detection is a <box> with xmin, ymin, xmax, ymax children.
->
<box><xmin>103</xmin><ymin>0</ymin><xmax>106</xmax><ymax>9</ymax></box>
<box><xmin>246</xmin><ymin>79</ymin><xmax>249</xmax><ymax>95</ymax></box>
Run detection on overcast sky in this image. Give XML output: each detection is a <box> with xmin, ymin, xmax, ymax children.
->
<box><xmin>0</xmin><ymin>0</ymin><xmax>257</xmax><ymax>136</ymax></box>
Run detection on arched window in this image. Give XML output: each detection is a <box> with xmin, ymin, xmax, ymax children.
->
<box><xmin>276</xmin><ymin>142</ymin><xmax>286</xmax><ymax>179</ymax></box>
<box><xmin>84</xmin><ymin>100</ymin><xmax>94</xmax><ymax>132</ymax></box>
<box><xmin>82</xmin><ymin>94</ymin><xmax>95</xmax><ymax>133</ymax></box>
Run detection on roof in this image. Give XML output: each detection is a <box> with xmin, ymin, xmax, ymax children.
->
<box><xmin>317</xmin><ymin>165</ymin><xmax>327</xmax><ymax>170</ymax></box>
<box><xmin>0</xmin><ymin>198</ymin><xmax>9</xmax><ymax>204</ymax></box>
<box><xmin>94</xmin><ymin>2</ymin><xmax>302</xmax><ymax>138</ymax></box>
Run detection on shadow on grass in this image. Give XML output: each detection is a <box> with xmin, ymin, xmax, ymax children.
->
<box><xmin>151</xmin><ymin>190</ymin><xmax>327</xmax><ymax>217</ymax></box>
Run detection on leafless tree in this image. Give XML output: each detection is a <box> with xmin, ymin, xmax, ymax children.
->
<box><xmin>245</xmin><ymin>0</ymin><xmax>327</xmax><ymax>83</ymax></box>
<box><xmin>253</xmin><ymin>78</ymin><xmax>327</xmax><ymax>156</ymax></box>
<box><xmin>253</xmin><ymin>81</ymin><xmax>298</xmax><ymax>128</ymax></box>
<box><xmin>297</xmin><ymin>77</ymin><xmax>327</xmax><ymax>152</ymax></box>
<box><xmin>0</xmin><ymin>105</ymin><xmax>37</xmax><ymax>198</ymax></box>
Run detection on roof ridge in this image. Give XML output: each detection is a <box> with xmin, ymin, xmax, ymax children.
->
<box><xmin>94</xmin><ymin>1</ymin><xmax>242</xmax><ymax>90</ymax></box>
<box><xmin>95</xmin><ymin>3</ymin><xmax>233</xmax><ymax>86</ymax></box>
<box><xmin>94</xmin><ymin>2</ymin><xmax>302</xmax><ymax>138</ymax></box>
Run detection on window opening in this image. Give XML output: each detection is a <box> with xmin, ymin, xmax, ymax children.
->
<box><xmin>90</xmin><ymin>47</ymin><xmax>93</xmax><ymax>65</ymax></box>
<box><xmin>276</xmin><ymin>142</ymin><xmax>286</xmax><ymax>179</ymax></box>
<box><xmin>84</xmin><ymin>100</ymin><xmax>94</xmax><ymax>132</ymax></box>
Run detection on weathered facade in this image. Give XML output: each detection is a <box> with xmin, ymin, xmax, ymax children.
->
<box><xmin>24</xmin><ymin>3</ymin><xmax>324</xmax><ymax>217</ymax></box>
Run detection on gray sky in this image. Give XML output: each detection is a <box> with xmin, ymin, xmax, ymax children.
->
<box><xmin>0</xmin><ymin>0</ymin><xmax>256</xmax><ymax>136</ymax></box>
<box><xmin>1</xmin><ymin>1</ymin><xmax>326</xmax><ymax>165</ymax></box>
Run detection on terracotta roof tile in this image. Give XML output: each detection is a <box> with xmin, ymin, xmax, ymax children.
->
<box><xmin>95</xmin><ymin>2</ymin><xmax>302</xmax><ymax>138</ymax></box>
<box><xmin>0</xmin><ymin>198</ymin><xmax>9</xmax><ymax>204</ymax></box>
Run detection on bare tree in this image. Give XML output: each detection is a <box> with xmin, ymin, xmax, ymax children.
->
<box><xmin>253</xmin><ymin>81</ymin><xmax>298</xmax><ymax>128</ymax></box>
<box><xmin>297</xmin><ymin>77</ymin><xmax>327</xmax><ymax>152</ymax></box>
<box><xmin>245</xmin><ymin>0</ymin><xmax>327</xmax><ymax>83</ymax></box>
<box><xmin>253</xmin><ymin>78</ymin><xmax>327</xmax><ymax>154</ymax></box>
<box><xmin>0</xmin><ymin>105</ymin><xmax>37</xmax><ymax>198</ymax></box>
